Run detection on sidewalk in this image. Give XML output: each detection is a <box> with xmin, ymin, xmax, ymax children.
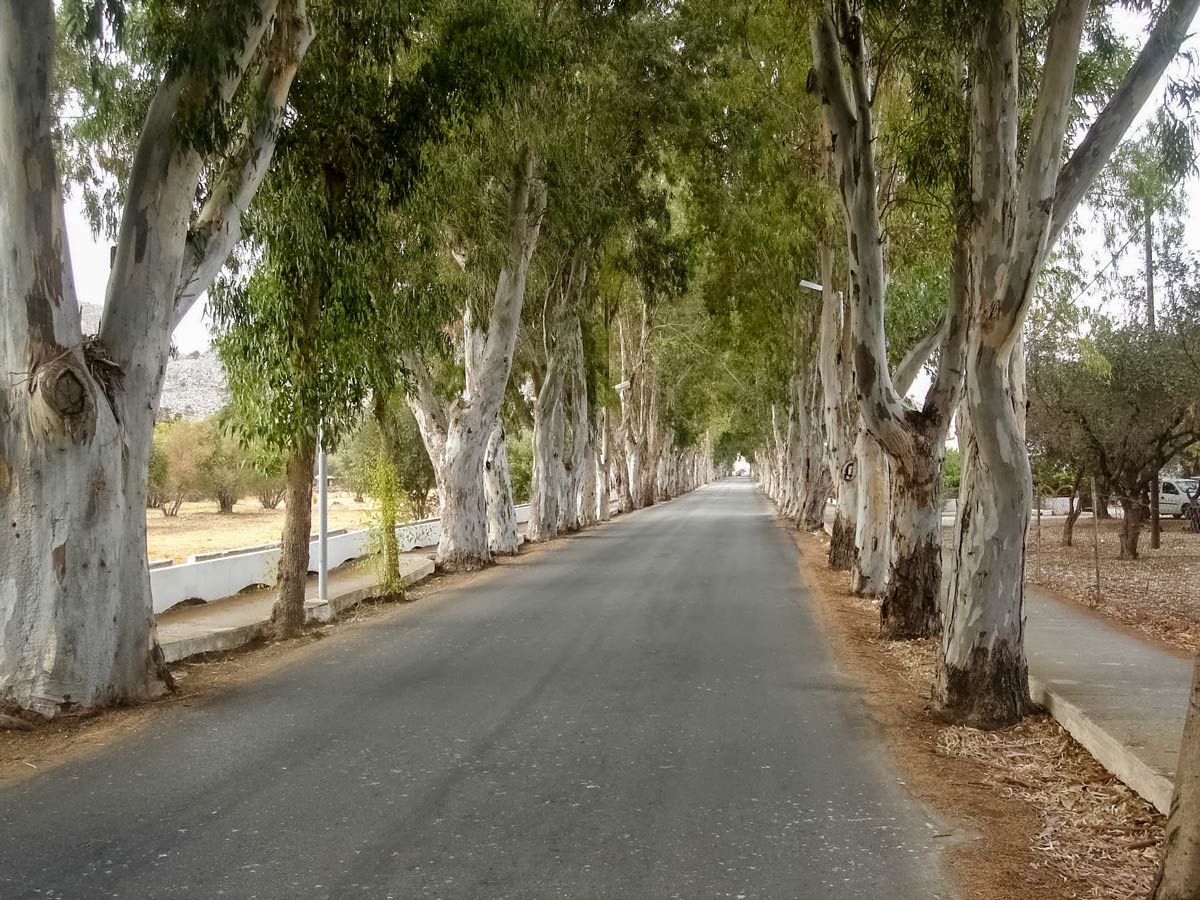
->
<box><xmin>1026</xmin><ymin>585</ymin><xmax>1191</xmax><ymax>813</ymax></box>
<box><xmin>819</xmin><ymin>503</ymin><xmax>1191</xmax><ymax>813</ymax></box>
<box><xmin>156</xmin><ymin>553</ymin><xmax>434</xmax><ymax>663</ymax></box>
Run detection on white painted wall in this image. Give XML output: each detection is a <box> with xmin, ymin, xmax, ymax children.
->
<box><xmin>150</xmin><ymin>505</ymin><xmax>532</xmax><ymax>614</ymax></box>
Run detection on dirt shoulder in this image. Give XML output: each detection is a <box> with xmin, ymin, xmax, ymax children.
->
<box><xmin>791</xmin><ymin>527</ymin><xmax>1163</xmax><ymax>900</ymax></box>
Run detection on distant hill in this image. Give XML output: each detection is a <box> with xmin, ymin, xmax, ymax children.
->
<box><xmin>80</xmin><ymin>303</ymin><xmax>228</xmax><ymax>420</ymax></box>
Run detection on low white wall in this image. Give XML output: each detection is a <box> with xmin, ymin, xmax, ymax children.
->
<box><xmin>151</xmin><ymin>504</ymin><xmax>531</xmax><ymax>614</ymax></box>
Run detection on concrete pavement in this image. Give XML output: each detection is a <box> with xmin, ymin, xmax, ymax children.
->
<box><xmin>155</xmin><ymin>554</ymin><xmax>435</xmax><ymax>662</ymax></box>
<box><xmin>0</xmin><ymin>481</ymin><xmax>950</xmax><ymax>900</ymax></box>
<box><xmin>1026</xmin><ymin>587</ymin><xmax>1192</xmax><ymax>813</ymax></box>
<box><xmin>823</xmin><ymin>500</ymin><xmax>1193</xmax><ymax>814</ymax></box>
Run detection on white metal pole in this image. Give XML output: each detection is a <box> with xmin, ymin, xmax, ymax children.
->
<box><xmin>318</xmin><ymin>424</ymin><xmax>328</xmax><ymax>601</ymax></box>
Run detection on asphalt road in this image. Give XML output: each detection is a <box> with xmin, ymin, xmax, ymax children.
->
<box><xmin>0</xmin><ymin>480</ymin><xmax>950</xmax><ymax>900</ymax></box>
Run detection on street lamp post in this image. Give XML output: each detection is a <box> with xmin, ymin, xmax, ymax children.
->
<box><xmin>317</xmin><ymin>424</ymin><xmax>328</xmax><ymax>602</ymax></box>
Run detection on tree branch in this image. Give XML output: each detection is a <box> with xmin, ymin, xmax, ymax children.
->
<box><xmin>893</xmin><ymin>315</ymin><xmax>945</xmax><ymax>398</ymax></box>
<box><xmin>923</xmin><ymin>209</ymin><xmax>970</xmax><ymax>419</ymax></box>
<box><xmin>808</xmin><ymin>12</ymin><xmax>856</xmax><ymax>145</ymax></box>
<box><xmin>102</xmin><ymin>0</ymin><xmax>279</xmax><ymax>363</ymax></box>
<box><xmin>174</xmin><ymin>0</ymin><xmax>314</xmax><ymax>328</ymax></box>
<box><xmin>1050</xmin><ymin>0</ymin><xmax>1200</xmax><ymax>246</ymax></box>
<box><xmin>1016</xmin><ymin>0</ymin><xmax>1088</xmax><ymax>260</ymax></box>
<box><xmin>401</xmin><ymin>348</ymin><xmax>450</xmax><ymax>475</ymax></box>
<box><xmin>480</xmin><ymin>144</ymin><xmax>547</xmax><ymax>382</ymax></box>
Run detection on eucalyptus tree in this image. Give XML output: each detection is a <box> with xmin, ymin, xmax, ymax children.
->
<box><xmin>673</xmin><ymin>0</ymin><xmax>837</xmax><ymax>531</ymax></box>
<box><xmin>211</xmin><ymin>2</ymin><xmax>428</xmax><ymax>636</ymax></box>
<box><xmin>402</xmin><ymin>134</ymin><xmax>547</xmax><ymax>571</ymax></box>
<box><xmin>517</xmin><ymin>7</ymin><xmax>695</xmax><ymax>539</ymax></box>
<box><xmin>0</xmin><ymin>0</ymin><xmax>310</xmax><ymax>715</ymax></box>
<box><xmin>927</xmin><ymin>0</ymin><xmax>1200</xmax><ymax>729</ymax></box>
<box><xmin>808</xmin><ymin>4</ymin><xmax>966</xmax><ymax>640</ymax></box>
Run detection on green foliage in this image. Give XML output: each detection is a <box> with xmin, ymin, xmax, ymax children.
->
<box><xmin>1028</xmin><ymin>315</ymin><xmax>1200</xmax><ymax>497</ymax></box>
<box><xmin>152</xmin><ymin>419</ymin><xmax>207</xmax><ymax>516</ymax></box>
<box><xmin>146</xmin><ymin>441</ymin><xmax>168</xmax><ymax>510</ymax></box>
<box><xmin>195</xmin><ymin>422</ymin><xmax>251</xmax><ymax>514</ymax></box>
<box><xmin>337</xmin><ymin>420</ymin><xmax>382</xmax><ymax>503</ymax></box>
<box><xmin>380</xmin><ymin>404</ymin><xmax>438</xmax><ymax>520</ymax></box>
<box><xmin>942</xmin><ymin>447</ymin><xmax>961</xmax><ymax>497</ymax></box>
<box><xmin>366</xmin><ymin>453</ymin><xmax>407</xmax><ymax>595</ymax></box>
<box><xmin>507</xmin><ymin>429</ymin><xmax>534</xmax><ymax>505</ymax></box>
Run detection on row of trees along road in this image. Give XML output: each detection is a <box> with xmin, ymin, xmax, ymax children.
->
<box><xmin>3</xmin><ymin>0</ymin><xmax>1200</xmax><ymax>893</ymax></box>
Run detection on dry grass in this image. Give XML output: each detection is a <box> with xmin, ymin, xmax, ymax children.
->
<box><xmin>146</xmin><ymin>492</ymin><xmax>376</xmax><ymax>563</ymax></box>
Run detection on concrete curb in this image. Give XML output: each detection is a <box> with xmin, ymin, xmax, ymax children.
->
<box><xmin>160</xmin><ymin>558</ymin><xmax>436</xmax><ymax>664</ymax></box>
<box><xmin>1028</xmin><ymin>674</ymin><xmax>1175</xmax><ymax>814</ymax></box>
<box><xmin>161</xmin><ymin>622</ymin><xmax>270</xmax><ymax>664</ymax></box>
<box><xmin>816</xmin><ymin>509</ymin><xmax>1176</xmax><ymax>815</ymax></box>
<box><xmin>304</xmin><ymin>559</ymin><xmax>435</xmax><ymax>623</ymax></box>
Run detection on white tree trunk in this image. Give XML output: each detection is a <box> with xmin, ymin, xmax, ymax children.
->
<box><xmin>434</xmin><ymin>147</ymin><xmax>546</xmax><ymax>571</ymax></box>
<box><xmin>595</xmin><ymin>408</ymin><xmax>611</xmax><ymax>522</ymax></box>
<box><xmin>484</xmin><ymin>420</ymin><xmax>519</xmax><ymax>555</ymax></box>
<box><xmin>529</xmin><ymin>367</ymin><xmax>563</xmax><ymax>542</ymax></box>
<box><xmin>934</xmin><ymin>343</ymin><xmax>1033</xmax><ymax>727</ymax></box>
<box><xmin>819</xmin><ymin>252</ymin><xmax>858</xmax><ymax>570</ymax></box>
<box><xmin>852</xmin><ymin>428</ymin><xmax>889</xmax><ymax>597</ymax></box>
<box><xmin>0</xmin><ymin>1</ymin><xmax>308</xmax><ymax>716</ymax></box>
<box><xmin>1151</xmin><ymin>651</ymin><xmax>1200</xmax><ymax>899</ymax></box>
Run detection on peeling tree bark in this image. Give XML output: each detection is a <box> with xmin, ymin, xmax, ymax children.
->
<box><xmin>851</xmin><ymin>427</ymin><xmax>889</xmax><ymax>597</ymax></box>
<box><xmin>934</xmin><ymin>0</ymin><xmax>1197</xmax><ymax>728</ymax></box>
<box><xmin>484</xmin><ymin>421</ymin><xmax>520</xmax><ymax>555</ymax></box>
<box><xmin>529</xmin><ymin>363</ymin><xmax>564</xmax><ymax>541</ymax></box>
<box><xmin>595</xmin><ymin>407</ymin><xmax>611</xmax><ymax>522</ymax></box>
<box><xmin>818</xmin><ymin>250</ymin><xmax>859</xmax><ymax>570</ymax></box>
<box><xmin>407</xmin><ymin>148</ymin><xmax>546</xmax><ymax>571</ymax></box>
<box><xmin>526</xmin><ymin>252</ymin><xmax>586</xmax><ymax>541</ymax></box>
<box><xmin>0</xmin><ymin>0</ymin><xmax>310</xmax><ymax>716</ymax></box>
<box><xmin>809</xmin><ymin>7</ymin><xmax>967</xmax><ymax>639</ymax></box>
<box><xmin>1151</xmin><ymin>651</ymin><xmax>1200</xmax><ymax>899</ymax></box>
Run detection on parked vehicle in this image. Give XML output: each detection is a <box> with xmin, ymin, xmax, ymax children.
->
<box><xmin>1159</xmin><ymin>477</ymin><xmax>1199</xmax><ymax>518</ymax></box>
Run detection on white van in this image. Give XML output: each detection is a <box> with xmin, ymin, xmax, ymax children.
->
<box><xmin>1159</xmin><ymin>478</ymin><xmax>1199</xmax><ymax>518</ymax></box>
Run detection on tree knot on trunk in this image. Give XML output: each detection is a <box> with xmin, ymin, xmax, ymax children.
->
<box><xmin>30</xmin><ymin>354</ymin><xmax>97</xmax><ymax>444</ymax></box>
<box><xmin>82</xmin><ymin>335</ymin><xmax>125</xmax><ymax>418</ymax></box>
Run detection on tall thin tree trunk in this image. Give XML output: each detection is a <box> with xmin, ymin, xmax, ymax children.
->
<box><xmin>596</xmin><ymin>409</ymin><xmax>611</xmax><ymax>522</ymax></box>
<box><xmin>529</xmin><ymin>370</ymin><xmax>563</xmax><ymax>542</ymax></box>
<box><xmin>1150</xmin><ymin>651</ymin><xmax>1200</xmax><ymax>899</ymax></box>
<box><xmin>374</xmin><ymin>396</ymin><xmax>402</xmax><ymax>586</ymax></box>
<box><xmin>271</xmin><ymin>440</ymin><xmax>316</xmax><ymax>639</ymax></box>
<box><xmin>485</xmin><ymin>420</ymin><xmax>520</xmax><ymax>555</ymax></box>
<box><xmin>935</xmin><ymin>345</ymin><xmax>1033</xmax><ymax>728</ymax></box>
<box><xmin>852</xmin><ymin>429</ymin><xmax>889</xmax><ymax>597</ymax></box>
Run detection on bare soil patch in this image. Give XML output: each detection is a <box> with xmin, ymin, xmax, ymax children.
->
<box><xmin>146</xmin><ymin>492</ymin><xmax>376</xmax><ymax>563</ymax></box>
<box><xmin>793</xmin><ymin>527</ymin><xmax>1163</xmax><ymax>900</ymax></box>
<box><xmin>1021</xmin><ymin>516</ymin><xmax>1200</xmax><ymax>652</ymax></box>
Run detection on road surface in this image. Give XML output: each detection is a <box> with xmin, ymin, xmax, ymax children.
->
<box><xmin>0</xmin><ymin>480</ymin><xmax>950</xmax><ymax>899</ymax></box>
